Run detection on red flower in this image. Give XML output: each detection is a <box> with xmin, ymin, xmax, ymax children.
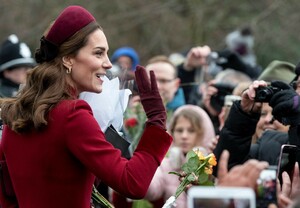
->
<box><xmin>125</xmin><ymin>118</ymin><xmax>138</xmax><ymax>128</ymax></box>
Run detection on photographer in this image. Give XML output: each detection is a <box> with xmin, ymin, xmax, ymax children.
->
<box><xmin>177</xmin><ymin>42</ymin><xmax>262</xmax><ymax>105</ymax></box>
<box><xmin>213</xmin><ymin>76</ymin><xmax>300</xmax><ymax>168</ymax></box>
<box><xmin>200</xmin><ymin>69</ymin><xmax>251</xmax><ymax>133</ymax></box>
<box><xmin>252</xmin><ymin>61</ymin><xmax>295</xmax><ymax>143</ymax></box>
<box><xmin>177</xmin><ymin>45</ymin><xmax>212</xmax><ymax>104</ymax></box>
<box><xmin>213</xmin><ymin>78</ymin><xmax>300</xmax><ymax>207</ymax></box>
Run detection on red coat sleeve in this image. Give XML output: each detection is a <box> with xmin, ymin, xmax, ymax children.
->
<box><xmin>65</xmin><ymin>100</ymin><xmax>173</xmax><ymax>199</ymax></box>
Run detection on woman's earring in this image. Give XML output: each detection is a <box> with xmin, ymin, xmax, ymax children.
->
<box><xmin>66</xmin><ymin>67</ymin><xmax>72</xmax><ymax>74</ymax></box>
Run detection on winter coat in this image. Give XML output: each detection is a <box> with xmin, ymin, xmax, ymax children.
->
<box><xmin>213</xmin><ymin>101</ymin><xmax>293</xmax><ymax>175</ymax></box>
<box><xmin>0</xmin><ymin>99</ymin><xmax>172</xmax><ymax>208</ymax></box>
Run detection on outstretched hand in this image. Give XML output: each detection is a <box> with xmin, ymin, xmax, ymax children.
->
<box><xmin>277</xmin><ymin>162</ymin><xmax>300</xmax><ymax>208</ymax></box>
<box><xmin>135</xmin><ymin>65</ymin><xmax>166</xmax><ymax>130</ymax></box>
<box><xmin>217</xmin><ymin>150</ymin><xmax>268</xmax><ymax>189</ymax></box>
<box><xmin>183</xmin><ymin>45</ymin><xmax>211</xmax><ymax>70</ymax></box>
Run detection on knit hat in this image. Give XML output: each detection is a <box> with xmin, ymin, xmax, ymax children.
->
<box><xmin>111</xmin><ymin>47</ymin><xmax>140</xmax><ymax>71</ymax></box>
<box><xmin>35</xmin><ymin>5</ymin><xmax>96</xmax><ymax>63</ymax></box>
<box><xmin>258</xmin><ymin>60</ymin><xmax>296</xmax><ymax>83</ymax></box>
<box><xmin>0</xmin><ymin>34</ymin><xmax>35</xmax><ymax>72</ymax></box>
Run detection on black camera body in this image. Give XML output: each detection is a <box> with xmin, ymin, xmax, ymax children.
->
<box><xmin>210</xmin><ymin>83</ymin><xmax>235</xmax><ymax>113</ymax></box>
<box><xmin>255</xmin><ymin>86</ymin><xmax>282</xmax><ymax>102</ymax></box>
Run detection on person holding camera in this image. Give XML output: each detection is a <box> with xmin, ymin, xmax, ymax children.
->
<box><xmin>251</xmin><ymin>61</ymin><xmax>295</xmax><ymax>143</ymax></box>
<box><xmin>212</xmin><ymin>78</ymin><xmax>300</xmax><ymax>207</ymax></box>
<box><xmin>213</xmin><ymin>59</ymin><xmax>299</xmax><ymax>167</ymax></box>
<box><xmin>200</xmin><ymin>69</ymin><xmax>252</xmax><ymax>133</ymax></box>
<box><xmin>176</xmin><ymin>45</ymin><xmax>212</xmax><ymax>105</ymax></box>
<box><xmin>213</xmin><ymin>77</ymin><xmax>300</xmax><ymax>168</ymax></box>
<box><xmin>177</xmin><ymin>37</ymin><xmax>262</xmax><ymax>105</ymax></box>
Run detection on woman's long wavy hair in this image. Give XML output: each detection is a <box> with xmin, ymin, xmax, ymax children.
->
<box><xmin>0</xmin><ymin>21</ymin><xmax>102</xmax><ymax>133</ymax></box>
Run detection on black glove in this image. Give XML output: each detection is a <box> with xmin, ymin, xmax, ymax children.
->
<box><xmin>134</xmin><ymin>65</ymin><xmax>166</xmax><ymax>130</ymax></box>
<box><xmin>269</xmin><ymin>81</ymin><xmax>300</xmax><ymax>126</ymax></box>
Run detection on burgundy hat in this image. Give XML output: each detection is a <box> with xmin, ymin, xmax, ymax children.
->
<box><xmin>35</xmin><ymin>5</ymin><xmax>96</xmax><ymax>63</ymax></box>
<box><xmin>46</xmin><ymin>5</ymin><xmax>95</xmax><ymax>46</ymax></box>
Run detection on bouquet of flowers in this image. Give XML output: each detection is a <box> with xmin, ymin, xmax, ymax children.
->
<box><xmin>162</xmin><ymin>148</ymin><xmax>217</xmax><ymax>208</ymax></box>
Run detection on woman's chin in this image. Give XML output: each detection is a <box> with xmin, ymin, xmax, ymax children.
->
<box><xmin>92</xmin><ymin>86</ymin><xmax>103</xmax><ymax>93</ymax></box>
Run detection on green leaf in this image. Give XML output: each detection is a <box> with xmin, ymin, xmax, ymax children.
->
<box><xmin>182</xmin><ymin>163</ymin><xmax>192</xmax><ymax>173</ymax></box>
<box><xmin>186</xmin><ymin>150</ymin><xmax>197</xmax><ymax>160</ymax></box>
<box><xmin>198</xmin><ymin>172</ymin><xmax>208</xmax><ymax>184</ymax></box>
<box><xmin>187</xmin><ymin>156</ymin><xmax>200</xmax><ymax>172</ymax></box>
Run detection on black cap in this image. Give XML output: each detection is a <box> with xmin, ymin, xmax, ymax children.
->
<box><xmin>0</xmin><ymin>34</ymin><xmax>35</xmax><ymax>72</ymax></box>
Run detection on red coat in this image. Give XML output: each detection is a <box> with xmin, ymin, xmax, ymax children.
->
<box><xmin>0</xmin><ymin>99</ymin><xmax>172</xmax><ymax>208</ymax></box>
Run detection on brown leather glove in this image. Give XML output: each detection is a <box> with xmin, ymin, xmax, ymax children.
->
<box><xmin>134</xmin><ymin>65</ymin><xmax>166</xmax><ymax>130</ymax></box>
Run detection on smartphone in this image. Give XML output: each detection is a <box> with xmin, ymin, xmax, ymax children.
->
<box><xmin>277</xmin><ymin>144</ymin><xmax>298</xmax><ymax>186</ymax></box>
<box><xmin>256</xmin><ymin>166</ymin><xmax>277</xmax><ymax>208</ymax></box>
<box><xmin>187</xmin><ymin>186</ymin><xmax>256</xmax><ymax>208</ymax></box>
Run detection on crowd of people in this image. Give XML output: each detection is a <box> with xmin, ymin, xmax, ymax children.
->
<box><xmin>0</xmin><ymin>4</ymin><xmax>300</xmax><ymax>208</ymax></box>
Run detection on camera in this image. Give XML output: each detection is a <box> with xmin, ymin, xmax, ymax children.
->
<box><xmin>254</xmin><ymin>86</ymin><xmax>281</xmax><ymax>102</ymax></box>
<box><xmin>206</xmin><ymin>52</ymin><xmax>228</xmax><ymax>77</ymax></box>
<box><xmin>210</xmin><ymin>83</ymin><xmax>235</xmax><ymax>113</ymax></box>
<box><xmin>206</xmin><ymin>52</ymin><xmax>227</xmax><ymax>65</ymax></box>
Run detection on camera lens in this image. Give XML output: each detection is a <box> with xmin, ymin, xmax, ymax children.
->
<box><xmin>255</xmin><ymin>88</ymin><xmax>273</xmax><ymax>102</ymax></box>
<box><xmin>255</xmin><ymin>86</ymin><xmax>281</xmax><ymax>102</ymax></box>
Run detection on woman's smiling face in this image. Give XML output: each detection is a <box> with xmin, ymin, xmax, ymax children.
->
<box><xmin>69</xmin><ymin>29</ymin><xmax>112</xmax><ymax>94</ymax></box>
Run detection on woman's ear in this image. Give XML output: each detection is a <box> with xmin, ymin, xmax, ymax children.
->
<box><xmin>62</xmin><ymin>56</ymin><xmax>73</xmax><ymax>69</ymax></box>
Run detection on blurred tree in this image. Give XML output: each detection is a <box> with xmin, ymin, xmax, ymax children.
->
<box><xmin>0</xmin><ymin>0</ymin><xmax>300</xmax><ymax>68</ymax></box>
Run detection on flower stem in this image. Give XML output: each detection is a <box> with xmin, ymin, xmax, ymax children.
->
<box><xmin>92</xmin><ymin>185</ymin><xmax>115</xmax><ymax>208</ymax></box>
<box><xmin>175</xmin><ymin>177</ymin><xmax>191</xmax><ymax>199</ymax></box>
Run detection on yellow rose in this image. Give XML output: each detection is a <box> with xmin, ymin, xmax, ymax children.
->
<box><xmin>207</xmin><ymin>153</ymin><xmax>217</xmax><ymax>166</ymax></box>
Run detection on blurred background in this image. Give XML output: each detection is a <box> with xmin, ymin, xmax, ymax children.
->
<box><xmin>1</xmin><ymin>0</ymin><xmax>300</xmax><ymax>68</ymax></box>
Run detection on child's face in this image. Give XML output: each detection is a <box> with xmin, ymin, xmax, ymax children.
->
<box><xmin>172</xmin><ymin>115</ymin><xmax>198</xmax><ymax>154</ymax></box>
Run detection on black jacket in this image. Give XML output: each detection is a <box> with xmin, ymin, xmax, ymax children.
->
<box><xmin>0</xmin><ymin>78</ymin><xmax>20</xmax><ymax>97</ymax></box>
<box><xmin>213</xmin><ymin>101</ymin><xmax>299</xmax><ymax>176</ymax></box>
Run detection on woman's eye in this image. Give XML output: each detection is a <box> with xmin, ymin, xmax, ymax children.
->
<box><xmin>95</xmin><ymin>51</ymin><xmax>103</xmax><ymax>56</ymax></box>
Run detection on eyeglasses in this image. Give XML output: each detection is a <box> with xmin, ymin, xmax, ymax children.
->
<box><xmin>156</xmin><ymin>78</ymin><xmax>175</xmax><ymax>84</ymax></box>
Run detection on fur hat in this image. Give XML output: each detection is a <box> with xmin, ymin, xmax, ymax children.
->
<box><xmin>225</xmin><ymin>27</ymin><xmax>254</xmax><ymax>56</ymax></box>
<box><xmin>0</xmin><ymin>34</ymin><xmax>35</xmax><ymax>72</ymax></box>
<box><xmin>258</xmin><ymin>60</ymin><xmax>296</xmax><ymax>83</ymax></box>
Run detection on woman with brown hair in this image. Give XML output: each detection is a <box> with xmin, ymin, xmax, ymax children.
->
<box><xmin>0</xmin><ymin>5</ymin><xmax>172</xmax><ymax>208</ymax></box>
